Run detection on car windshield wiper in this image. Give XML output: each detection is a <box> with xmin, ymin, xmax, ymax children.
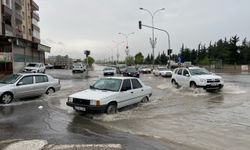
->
<box><xmin>99</xmin><ymin>88</ymin><xmax>115</xmax><ymax>92</ymax></box>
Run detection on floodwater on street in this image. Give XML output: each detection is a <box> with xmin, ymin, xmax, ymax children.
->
<box><xmin>1</xmin><ymin>65</ymin><xmax>250</xmax><ymax>150</ymax></box>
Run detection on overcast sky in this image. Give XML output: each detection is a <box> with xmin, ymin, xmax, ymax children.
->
<box><xmin>36</xmin><ymin>0</ymin><xmax>250</xmax><ymax>60</ymax></box>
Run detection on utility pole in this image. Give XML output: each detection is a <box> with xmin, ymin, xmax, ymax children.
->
<box><xmin>139</xmin><ymin>21</ymin><xmax>172</xmax><ymax>68</ymax></box>
<box><xmin>84</xmin><ymin>50</ymin><xmax>90</xmax><ymax>76</ymax></box>
<box><xmin>139</xmin><ymin>7</ymin><xmax>165</xmax><ymax>69</ymax></box>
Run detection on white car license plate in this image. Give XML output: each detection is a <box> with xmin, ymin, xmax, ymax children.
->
<box><xmin>211</xmin><ymin>83</ymin><xmax>218</xmax><ymax>86</ymax></box>
<box><xmin>75</xmin><ymin>106</ymin><xmax>86</xmax><ymax>111</ymax></box>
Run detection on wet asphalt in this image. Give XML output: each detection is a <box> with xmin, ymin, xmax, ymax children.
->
<box><xmin>0</xmin><ymin>65</ymin><xmax>250</xmax><ymax>150</ymax></box>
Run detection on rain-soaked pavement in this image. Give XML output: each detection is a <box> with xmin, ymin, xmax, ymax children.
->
<box><xmin>0</xmin><ymin>65</ymin><xmax>250</xmax><ymax>150</ymax></box>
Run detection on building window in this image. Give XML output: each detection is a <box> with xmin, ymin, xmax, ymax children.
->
<box><xmin>29</xmin><ymin>29</ymin><xmax>31</xmax><ymax>35</ymax></box>
<box><xmin>3</xmin><ymin>0</ymin><xmax>12</xmax><ymax>9</ymax></box>
<box><xmin>23</xmin><ymin>25</ymin><xmax>25</xmax><ymax>32</ymax></box>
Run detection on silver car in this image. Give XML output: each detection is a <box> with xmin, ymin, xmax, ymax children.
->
<box><xmin>0</xmin><ymin>73</ymin><xmax>61</xmax><ymax>104</ymax></box>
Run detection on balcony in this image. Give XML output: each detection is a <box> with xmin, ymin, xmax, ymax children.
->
<box><xmin>32</xmin><ymin>24</ymin><xmax>40</xmax><ymax>32</ymax></box>
<box><xmin>15</xmin><ymin>0</ymin><xmax>22</xmax><ymax>9</ymax></box>
<box><xmin>15</xmin><ymin>26</ymin><xmax>23</xmax><ymax>38</ymax></box>
<box><xmin>33</xmin><ymin>12</ymin><xmax>40</xmax><ymax>21</ymax></box>
<box><xmin>3</xmin><ymin>5</ymin><xmax>13</xmax><ymax>16</ymax></box>
<box><xmin>32</xmin><ymin>0</ymin><xmax>39</xmax><ymax>11</ymax></box>
<box><xmin>15</xmin><ymin>12</ymin><xmax>23</xmax><ymax>24</ymax></box>
<box><xmin>4</xmin><ymin>24</ymin><xmax>13</xmax><ymax>36</ymax></box>
<box><xmin>32</xmin><ymin>37</ymin><xmax>40</xmax><ymax>43</ymax></box>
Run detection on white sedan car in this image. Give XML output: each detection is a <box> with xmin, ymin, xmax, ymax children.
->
<box><xmin>171</xmin><ymin>67</ymin><xmax>224</xmax><ymax>91</ymax></box>
<box><xmin>153</xmin><ymin>67</ymin><xmax>172</xmax><ymax>77</ymax></box>
<box><xmin>67</xmin><ymin>77</ymin><xmax>152</xmax><ymax>114</ymax></box>
<box><xmin>103</xmin><ymin>67</ymin><xmax>115</xmax><ymax>76</ymax></box>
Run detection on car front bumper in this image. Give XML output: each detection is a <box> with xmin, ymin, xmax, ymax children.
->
<box><xmin>66</xmin><ymin>102</ymin><xmax>107</xmax><ymax>113</ymax></box>
<box><xmin>198</xmin><ymin>84</ymin><xmax>224</xmax><ymax>90</ymax></box>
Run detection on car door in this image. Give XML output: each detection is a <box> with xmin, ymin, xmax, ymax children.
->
<box><xmin>117</xmin><ymin>79</ymin><xmax>134</xmax><ymax>108</ymax></box>
<box><xmin>131</xmin><ymin>79</ymin><xmax>144</xmax><ymax>102</ymax></box>
<box><xmin>34</xmin><ymin>75</ymin><xmax>49</xmax><ymax>95</ymax></box>
<box><xmin>182</xmin><ymin>69</ymin><xmax>191</xmax><ymax>87</ymax></box>
<box><xmin>14</xmin><ymin>75</ymin><xmax>36</xmax><ymax>98</ymax></box>
<box><xmin>176</xmin><ymin>69</ymin><xmax>184</xmax><ymax>84</ymax></box>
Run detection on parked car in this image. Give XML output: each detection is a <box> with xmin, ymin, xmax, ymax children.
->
<box><xmin>153</xmin><ymin>67</ymin><xmax>172</xmax><ymax>77</ymax></box>
<box><xmin>171</xmin><ymin>67</ymin><xmax>224</xmax><ymax>91</ymax></box>
<box><xmin>67</xmin><ymin>77</ymin><xmax>152</xmax><ymax>114</ymax></box>
<box><xmin>72</xmin><ymin>63</ymin><xmax>86</xmax><ymax>73</ymax></box>
<box><xmin>139</xmin><ymin>66</ymin><xmax>151</xmax><ymax>74</ymax></box>
<box><xmin>23</xmin><ymin>63</ymin><xmax>46</xmax><ymax>73</ymax></box>
<box><xmin>45</xmin><ymin>63</ymin><xmax>54</xmax><ymax>69</ymax></box>
<box><xmin>116</xmin><ymin>64</ymin><xmax>127</xmax><ymax>74</ymax></box>
<box><xmin>103</xmin><ymin>67</ymin><xmax>115</xmax><ymax>76</ymax></box>
<box><xmin>0</xmin><ymin>73</ymin><xmax>61</xmax><ymax>104</ymax></box>
<box><xmin>123</xmin><ymin>67</ymin><xmax>140</xmax><ymax>78</ymax></box>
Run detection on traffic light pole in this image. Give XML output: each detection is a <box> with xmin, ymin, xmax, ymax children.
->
<box><xmin>139</xmin><ymin>21</ymin><xmax>172</xmax><ymax>68</ymax></box>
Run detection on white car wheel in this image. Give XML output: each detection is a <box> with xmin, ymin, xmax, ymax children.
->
<box><xmin>46</xmin><ymin>88</ymin><xmax>55</xmax><ymax>95</ymax></box>
<box><xmin>172</xmin><ymin>79</ymin><xmax>179</xmax><ymax>88</ymax></box>
<box><xmin>190</xmin><ymin>82</ymin><xmax>197</xmax><ymax>89</ymax></box>
<box><xmin>141</xmin><ymin>96</ymin><xmax>149</xmax><ymax>103</ymax></box>
<box><xmin>106</xmin><ymin>103</ymin><xmax>117</xmax><ymax>114</ymax></box>
<box><xmin>1</xmin><ymin>93</ymin><xmax>13</xmax><ymax>104</ymax></box>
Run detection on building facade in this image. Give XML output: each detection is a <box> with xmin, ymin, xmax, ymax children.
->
<box><xmin>0</xmin><ymin>0</ymin><xmax>50</xmax><ymax>76</ymax></box>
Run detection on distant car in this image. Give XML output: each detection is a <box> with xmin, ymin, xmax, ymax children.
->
<box><xmin>103</xmin><ymin>67</ymin><xmax>115</xmax><ymax>76</ymax></box>
<box><xmin>123</xmin><ymin>67</ymin><xmax>140</xmax><ymax>78</ymax></box>
<box><xmin>116</xmin><ymin>64</ymin><xmax>127</xmax><ymax>74</ymax></box>
<box><xmin>23</xmin><ymin>63</ymin><xmax>46</xmax><ymax>73</ymax></box>
<box><xmin>72</xmin><ymin>63</ymin><xmax>86</xmax><ymax>73</ymax></box>
<box><xmin>0</xmin><ymin>73</ymin><xmax>61</xmax><ymax>104</ymax></box>
<box><xmin>139</xmin><ymin>66</ymin><xmax>151</xmax><ymax>74</ymax></box>
<box><xmin>171</xmin><ymin>67</ymin><xmax>224</xmax><ymax>91</ymax></box>
<box><xmin>67</xmin><ymin>77</ymin><xmax>152</xmax><ymax>114</ymax></box>
<box><xmin>45</xmin><ymin>64</ymin><xmax>54</xmax><ymax>69</ymax></box>
<box><xmin>153</xmin><ymin>67</ymin><xmax>172</xmax><ymax>77</ymax></box>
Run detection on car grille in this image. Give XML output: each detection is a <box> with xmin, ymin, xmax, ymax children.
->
<box><xmin>73</xmin><ymin>98</ymin><xmax>90</xmax><ymax>105</ymax></box>
<box><xmin>207</xmin><ymin>79</ymin><xmax>220</xmax><ymax>83</ymax></box>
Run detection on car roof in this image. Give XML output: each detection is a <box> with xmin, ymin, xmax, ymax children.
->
<box><xmin>28</xmin><ymin>62</ymin><xmax>42</xmax><ymax>64</ymax></box>
<box><xmin>16</xmin><ymin>73</ymin><xmax>47</xmax><ymax>76</ymax></box>
<box><xmin>103</xmin><ymin>76</ymin><xmax>137</xmax><ymax>80</ymax></box>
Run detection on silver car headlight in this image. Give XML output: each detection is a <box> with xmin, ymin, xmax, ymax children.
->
<box><xmin>68</xmin><ymin>97</ymin><xmax>73</xmax><ymax>102</ymax></box>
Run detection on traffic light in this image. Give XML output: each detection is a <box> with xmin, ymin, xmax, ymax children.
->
<box><xmin>167</xmin><ymin>49</ymin><xmax>172</xmax><ymax>55</ymax></box>
<box><xmin>139</xmin><ymin>21</ymin><xmax>142</xmax><ymax>29</ymax></box>
<box><xmin>84</xmin><ymin>50</ymin><xmax>90</xmax><ymax>56</ymax></box>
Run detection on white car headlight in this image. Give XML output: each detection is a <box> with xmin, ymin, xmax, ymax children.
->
<box><xmin>68</xmin><ymin>97</ymin><xmax>73</xmax><ymax>102</ymax></box>
<box><xmin>200</xmin><ymin>79</ymin><xmax>206</xmax><ymax>83</ymax></box>
<box><xmin>90</xmin><ymin>100</ymin><xmax>101</xmax><ymax>106</ymax></box>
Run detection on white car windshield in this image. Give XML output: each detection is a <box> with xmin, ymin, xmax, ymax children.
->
<box><xmin>189</xmin><ymin>68</ymin><xmax>210</xmax><ymax>75</ymax></box>
<box><xmin>92</xmin><ymin>78</ymin><xmax>122</xmax><ymax>92</ymax></box>
<box><xmin>158</xmin><ymin>68</ymin><xmax>167</xmax><ymax>71</ymax></box>
<box><xmin>0</xmin><ymin>74</ymin><xmax>22</xmax><ymax>84</ymax></box>
<box><xmin>73</xmin><ymin>64</ymin><xmax>82</xmax><ymax>66</ymax></box>
<box><xmin>27</xmin><ymin>64</ymin><xmax>39</xmax><ymax>67</ymax></box>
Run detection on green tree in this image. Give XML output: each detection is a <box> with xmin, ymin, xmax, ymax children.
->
<box><xmin>125</xmin><ymin>56</ymin><xmax>135</xmax><ymax>65</ymax></box>
<box><xmin>134</xmin><ymin>52</ymin><xmax>144</xmax><ymax>64</ymax></box>
<box><xmin>84</xmin><ymin>56</ymin><xmax>95</xmax><ymax>66</ymax></box>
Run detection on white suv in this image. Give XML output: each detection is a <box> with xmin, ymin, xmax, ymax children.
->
<box><xmin>171</xmin><ymin>67</ymin><xmax>224</xmax><ymax>91</ymax></box>
<box><xmin>23</xmin><ymin>63</ymin><xmax>46</xmax><ymax>73</ymax></box>
<box><xmin>72</xmin><ymin>63</ymin><xmax>86</xmax><ymax>73</ymax></box>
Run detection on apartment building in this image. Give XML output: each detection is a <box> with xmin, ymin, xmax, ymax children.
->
<box><xmin>0</xmin><ymin>0</ymin><xmax>50</xmax><ymax>76</ymax></box>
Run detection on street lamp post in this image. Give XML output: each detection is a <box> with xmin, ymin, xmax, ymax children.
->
<box><xmin>113</xmin><ymin>40</ymin><xmax>124</xmax><ymax>64</ymax></box>
<box><xmin>139</xmin><ymin>7</ymin><xmax>165</xmax><ymax>69</ymax></box>
<box><xmin>118</xmin><ymin>32</ymin><xmax>135</xmax><ymax>57</ymax></box>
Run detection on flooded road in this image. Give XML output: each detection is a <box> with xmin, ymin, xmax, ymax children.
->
<box><xmin>1</xmin><ymin>65</ymin><xmax>250</xmax><ymax>150</ymax></box>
